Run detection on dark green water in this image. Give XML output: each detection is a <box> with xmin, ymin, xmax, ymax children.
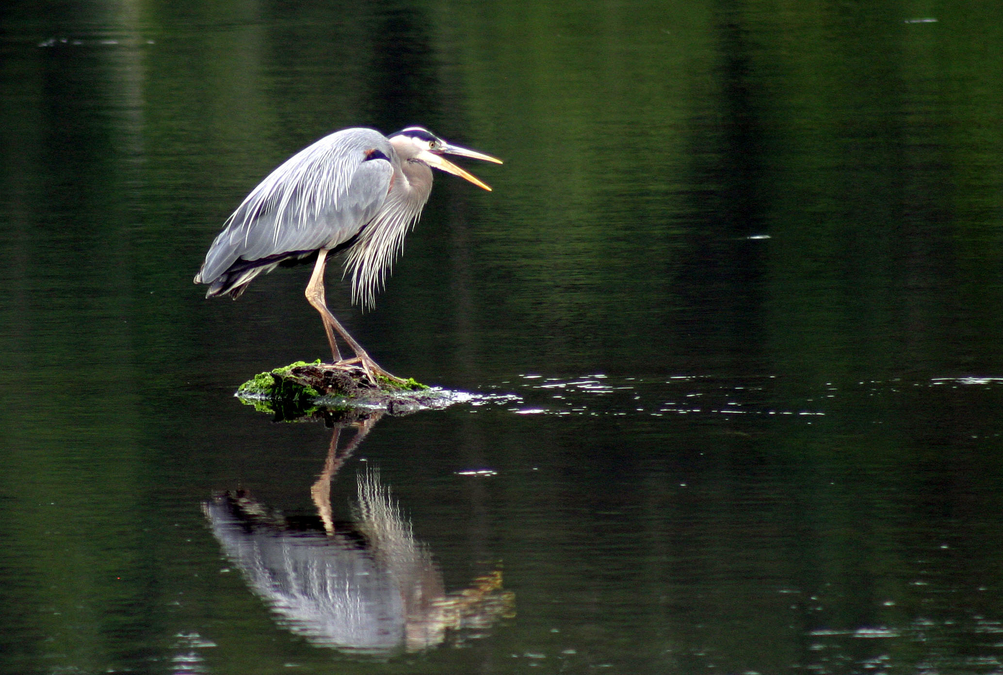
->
<box><xmin>2</xmin><ymin>1</ymin><xmax>1003</xmax><ymax>673</ymax></box>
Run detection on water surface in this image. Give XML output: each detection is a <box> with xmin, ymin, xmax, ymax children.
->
<box><xmin>2</xmin><ymin>1</ymin><xmax>1003</xmax><ymax>673</ymax></box>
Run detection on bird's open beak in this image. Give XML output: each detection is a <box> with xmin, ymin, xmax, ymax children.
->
<box><xmin>419</xmin><ymin>143</ymin><xmax>503</xmax><ymax>192</ymax></box>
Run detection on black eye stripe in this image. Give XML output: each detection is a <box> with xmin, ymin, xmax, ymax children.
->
<box><xmin>394</xmin><ymin>127</ymin><xmax>437</xmax><ymax>143</ymax></box>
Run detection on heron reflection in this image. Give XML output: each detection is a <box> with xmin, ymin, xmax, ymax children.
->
<box><xmin>204</xmin><ymin>413</ymin><xmax>512</xmax><ymax>655</ymax></box>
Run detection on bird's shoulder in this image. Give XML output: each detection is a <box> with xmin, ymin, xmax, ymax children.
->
<box><xmin>303</xmin><ymin>128</ymin><xmax>396</xmax><ymax>168</ymax></box>
<box><xmin>280</xmin><ymin>128</ymin><xmax>395</xmax><ymax>204</ymax></box>
<box><xmin>202</xmin><ymin>128</ymin><xmax>399</xmax><ymax>269</ymax></box>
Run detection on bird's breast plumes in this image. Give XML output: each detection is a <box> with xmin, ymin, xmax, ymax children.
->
<box><xmin>343</xmin><ymin>191</ymin><xmax>426</xmax><ymax>310</ymax></box>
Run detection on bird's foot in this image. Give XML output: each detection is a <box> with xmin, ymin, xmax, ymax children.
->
<box><xmin>334</xmin><ymin>356</ymin><xmax>409</xmax><ymax>388</ymax></box>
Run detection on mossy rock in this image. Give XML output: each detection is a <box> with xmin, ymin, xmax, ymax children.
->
<box><xmin>236</xmin><ymin>361</ymin><xmax>453</xmax><ymax>420</ymax></box>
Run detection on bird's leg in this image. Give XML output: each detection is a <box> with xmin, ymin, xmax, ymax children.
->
<box><xmin>305</xmin><ymin>249</ymin><xmax>342</xmax><ymax>362</ymax></box>
<box><xmin>304</xmin><ymin>250</ymin><xmax>407</xmax><ymax>385</ymax></box>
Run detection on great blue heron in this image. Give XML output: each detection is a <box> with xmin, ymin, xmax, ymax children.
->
<box><xmin>194</xmin><ymin>126</ymin><xmax>502</xmax><ymax>382</ymax></box>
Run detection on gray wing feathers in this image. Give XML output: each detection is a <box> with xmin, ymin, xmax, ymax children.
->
<box><xmin>196</xmin><ymin>128</ymin><xmax>393</xmax><ymax>285</ymax></box>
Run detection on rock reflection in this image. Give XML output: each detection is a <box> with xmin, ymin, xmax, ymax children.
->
<box><xmin>203</xmin><ymin>413</ymin><xmax>513</xmax><ymax>656</ymax></box>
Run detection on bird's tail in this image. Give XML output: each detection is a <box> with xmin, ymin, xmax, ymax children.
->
<box><xmin>195</xmin><ymin>250</ymin><xmax>318</xmax><ymax>299</ymax></box>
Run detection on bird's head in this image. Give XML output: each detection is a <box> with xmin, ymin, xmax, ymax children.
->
<box><xmin>389</xmin><ymin>127</ymin><xmax>503</xmax><ymax>191</ymax></box>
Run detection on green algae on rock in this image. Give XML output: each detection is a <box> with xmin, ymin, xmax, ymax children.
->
<box><xmin>236</xmin><ymin>361</ymin><xmax>452</xmax><ymax>419</ymax></box>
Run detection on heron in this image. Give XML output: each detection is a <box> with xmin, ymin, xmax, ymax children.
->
<box><xmin>194</xmin><ymin>126</ymin><xmax>502</xmax><ymax>383</ymax></box>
